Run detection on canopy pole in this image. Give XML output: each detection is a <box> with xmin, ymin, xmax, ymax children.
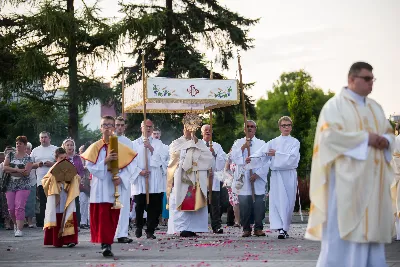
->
<box><xmin>238</xmin><ymin>53</ymin><xmax>255</xmax><ymax>203</ymax></box>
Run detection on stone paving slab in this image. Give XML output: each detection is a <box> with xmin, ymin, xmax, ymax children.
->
<box><xmin>0</xmin><ymin>224</ymin><xmax>398</xmax><ymax>267</ymax></box>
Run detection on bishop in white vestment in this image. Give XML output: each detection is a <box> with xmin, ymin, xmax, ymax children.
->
<box><xmin>250</xmin><ymin>116</ymin><xmax>300</xmax><ymax>239</ymax></box>
<box><xmin>306</xmin><ymin>62</ymin><xmax>395</xmax><ymax>267</ymax></box>
<box><xmin>167</xmin><ymin>116</ymin><xmax>214</xmax><ymax>237</ymax></box>
<box><xmin>131</xmin><ymin>119</ymin><xmax>168</xmax><ymax>239</ymax></box>
<box><xmin>231</xmin><ymin>120</ymin><xmax>270</xmax><ymax>237</ymax></box>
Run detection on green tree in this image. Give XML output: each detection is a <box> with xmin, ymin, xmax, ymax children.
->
<box><xmin>0</xmin><ymin>99</ymin><xmax>99</xmax><ymax>149</ymax></box>
<box><xmin>0</xmin><ymin>0</ymin><xmax>120</xmax><ymax>142</ymax></box>
<box><xmin>256</xmin><ymin>70</ymin><xmax>334</xmax><ymax>170</ymax></box>
<box><xmin>118</xmin><ymin>0</ymin><xmax>258</xmax><ymax>146</ymax></box>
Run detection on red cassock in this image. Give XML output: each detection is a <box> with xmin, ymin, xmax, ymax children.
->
<box><xmin>90</xmin><ymin>203</ymin><xmax>120</xmax><ymax>244</ymax></box>
<box><xmin>44</xmin><ymin>213</ymin><xmax>78</xmax><ymax>247</ymax></box>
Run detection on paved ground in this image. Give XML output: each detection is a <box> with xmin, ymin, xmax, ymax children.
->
<box><xmin>0</xmin><ymin>224</ymin><xmax>399</xmax><ymax>267</ymax></box>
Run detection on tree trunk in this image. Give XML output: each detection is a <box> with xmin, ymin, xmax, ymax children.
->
<box><xmin>66</xmin><ymin>0</ymin><xmax>79</xmax><ymax>141</ymax></box>
<box><xmin>164</xmin><ymin>0</ymin><xmax>173</xmax><ymax>77</ymax></box>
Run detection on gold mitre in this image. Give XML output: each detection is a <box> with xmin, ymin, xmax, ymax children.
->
<box><xmin>182</xmin><ymin>113</ymin><xmax>202</xmax><ymax>132</ymax></box>
<box><xmin>51</xmin><ymin>159</ymin><xmax>77</xmax><ymax>183</ymax></box>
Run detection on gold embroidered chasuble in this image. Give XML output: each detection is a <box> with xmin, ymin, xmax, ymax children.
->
<box><xmin>306</xmin><ymin>88</ymin><xmax>395</xmax><ymax>243</ymax></box>
<box><xmin>166</xmin><ymin>136</ymin><xmax>214</xmax><ymax>211</ymax></box>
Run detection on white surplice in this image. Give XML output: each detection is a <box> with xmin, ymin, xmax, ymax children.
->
<box><xmin>113</xmin><ymin>135</ymin><xmax>135</xmax><ymax>238</ymax></box>
<box><xmin>230</xmin><ymin>137</ymin><xmax>270</xmax><ymax>196</ymax></box>
<box><xmin>131</xmin><ymin>136</ymin><xmax>168</xmax><ymax>195</ymax></box>
<box><xmin>309</xmin><ymin>88</ymin><xmax>394</xmax><ymax>267</ymax></box>
<box><xmin>202</xmin><ymin>140</ymin><xmax>227</xmax><ymax>191</ymax></box>
<box><xmin>251</xmin><ymin>135</ymin><xmax>300</xmax><ymax>231</ymax></box>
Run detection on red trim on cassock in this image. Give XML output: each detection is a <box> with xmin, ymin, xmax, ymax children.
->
<box><xmin>44</xmin><ymin>213</ymin><xmax>78</xmax><ymax>247</ymax></box>
<box><xmin>90</xmin><ymin>203</ymin><xmax>120</xmax><ymax>244</ymax></box>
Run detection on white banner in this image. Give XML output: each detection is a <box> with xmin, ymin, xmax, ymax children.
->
<box><xmin>124</xmin><ymin>77</ymin><xmax>239</xmax><ymax>113</ymax></box>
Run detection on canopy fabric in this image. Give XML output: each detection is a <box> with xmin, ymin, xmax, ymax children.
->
<box><xmin>124</xmin><ymin>77</ymin><xmax>239</xmax><ymax>113</ymax></box>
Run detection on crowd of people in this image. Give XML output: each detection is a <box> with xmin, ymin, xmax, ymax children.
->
<box><xmin>0</xmin><ymin>62</ymin><xmax>399</xmax><ymax>267</ymax></box>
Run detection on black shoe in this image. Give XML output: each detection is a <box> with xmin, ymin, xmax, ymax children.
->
<box><xmin>135</xmin><ymin>228</ymin><xmax>142</xmax><ymax>238</ymax></box>
<box><xmin>101</xmin><ymin>244</ymin><xmax>114</xmax><ymax>257</ymax></box>
<box><xmin>213</xmin><ymin>228</ymin><xmax>223</xmax><ymax>234</ymax></box>
<box><xmin>226</xmin><ymin>223</ymin><xmax>234</xmax><ymax>227</ymax></box>
<box><xmin>117</xmin><ymin>237</ymin><xmax>133</xmax><ymax>243</ymax></box>
<box><xmin>146</xmin><ymin>233</ymin><xmax>156</xmax><ymax>239</ymax></box>
<box><xmin>180</xmin><ymin>231</ymin><xmax>197</xmax><ymax>237</ymax></box>
<box><xmin>67</xmin><ymin>243</ymin><xmax>76</xmax><ymax>248</ymax></box>
<box><xmin>284</xmin><ymin>230</ymin><xmax>289</xmax><ymax>238</ymax></box>
<box><xmin>155</xmin><ymin>227</ymin><xmax>160</xmax><ymax>230</ymax></box>
<box><xmin>278</xmin><ymin>229</ymin><xmax>286</xmax><ymax>239</ymax></box>
<box><xmin>80</xmin><ymin>224</ymin><xmax>88</xmax><ymax>229</ymax></box>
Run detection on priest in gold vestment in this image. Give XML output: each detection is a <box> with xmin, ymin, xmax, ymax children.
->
<box><xmin>167</xmin><ymin>113</ymin><xmax>214</xmax><ymax>237</ymax></box>
<box><xmin>306</xmin><ymin>62</ymin><xmax>395</xmax><ymax>267</ymax></box>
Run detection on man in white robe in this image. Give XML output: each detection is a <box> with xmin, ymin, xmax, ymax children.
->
<box><xmin>81</xmin><ymin>115</ymin><xmax>138</xmax><ymax>257</ymax></box>
<box><xmin>248</xmin><ymin>116</ymin><xmax>300</xmax><ymax>239</ymax></box>
<box><xmin>132</xmin><ymin>119</ymin><xmax>168</xmax><ymax>239</ymax></box>
<box><xmin>152</xmin><ymin>128</ymin><xmax>170</xmax><ymax>226</ymax></box>
<box><xmin>167</xmin><ymin>115</ymin><xmax>214</xmax><ymax>237</ymax></box>
<box><xmin>305</xmin><ymin>62</ymin><xmax>395</xmax><ymax>267</ymax></box>
<box><xmin>201</xmin><ymin>124</ymin><xmax>227</xmax><ymax>234</ymax></box>
<box><xmin>114</xmin><ymin>116</ymin><xmax>135</xmax><ymax>243</ymax></box>
<box><xmin>231</xmin><ymin>120</ymin><xmax>270</xmax><ymax>237</ymax></box>
<box><xmin>391</xmin><ymin>134</ymin><xmax>400</xmax><ymax>241</ymax></box>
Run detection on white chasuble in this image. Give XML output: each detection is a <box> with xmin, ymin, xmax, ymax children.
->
<box><xmin>306</xmin><ymin>88</ymin><xmax>395</xmax><ymax>244</ymax></box>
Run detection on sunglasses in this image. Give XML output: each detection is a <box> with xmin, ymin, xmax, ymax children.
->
<box><xmin>355</xmin><ymin>75</ymin><xmax>376</xmax><ymax>82</ymax></box>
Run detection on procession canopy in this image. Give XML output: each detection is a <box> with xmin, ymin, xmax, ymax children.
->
<box><xmin>124</xmin><ymin>77</ymin><xmax>239</xmax><ymax>113</ymax></box>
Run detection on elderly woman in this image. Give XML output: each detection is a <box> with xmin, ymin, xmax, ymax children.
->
<box><xmin>3</xmin><ymin>136</ymin><xmax>33</xmax><ymax>237</ymax></box>
<box><xmin>61</xmin><ymin>138</ymin><xmax>85</xmax><ymax>228</ymax></box>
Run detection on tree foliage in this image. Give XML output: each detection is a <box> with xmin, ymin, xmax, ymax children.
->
<box><xmin>0</xmin><ymin>99</ymin><xmax>100</xmax><ymax>149</ymax></box>
<box><xmin>288</xmin><ymin>74</ymin><xmax>313</xmax><ymax>170</ymax></box>
<box><xmin>118</xmin><ymin>0</ymin><xmax>258</xmax><ymax>147</ymax></box>
<box><xmin>256</xmin><ymin>70</ymin><xmax>334</xmax><ymax>170</ymax></box>
<box><xmin>0</xmin><ymin>0</ymin><xmax>120</xmax><ymax>141</ymax></box>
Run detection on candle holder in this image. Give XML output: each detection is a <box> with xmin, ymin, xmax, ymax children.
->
<box><xmin>111</xmin><ymin>175</ymin><xmax>123</xmax><ymax>209</ymax></box>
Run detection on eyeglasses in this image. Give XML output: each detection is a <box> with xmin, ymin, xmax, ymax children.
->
<box><xmin>280</xmin><ymin>124</ymin><xmax>292</xmax><ymax>128</ymax></box>
<box><xmin>355</xmin><ymin>75</ymin><xmax>376</xmax><ymax>82</ymax></box>
<box><xmin>247</xmin><ymin>125</ymin><xmax>256</xmax><ymax>128</ymax></box>
<box><xmin>115</xmin><ymin>124</ymin><xmax>125</xmax><ymax>127</ymax></box>
<box><xmin>101</xmin><ymin>123</ymin><xmax>115</xmax><ymax>128</ymax></box>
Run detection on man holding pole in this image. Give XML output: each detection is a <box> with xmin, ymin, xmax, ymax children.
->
<box><xmin>201</xmin><ymin>124</ymin><xmax>226</xmax><ymax>234</ymax></box>
<box><xmin>131</xmin><ymin>119</ymin><xmax>167</xmax><ymax>239</ymax></box>
<box><xmin>231</xmin><ymin>120</ymin><xmax>269</xmax><ymax>237</ymax></box>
